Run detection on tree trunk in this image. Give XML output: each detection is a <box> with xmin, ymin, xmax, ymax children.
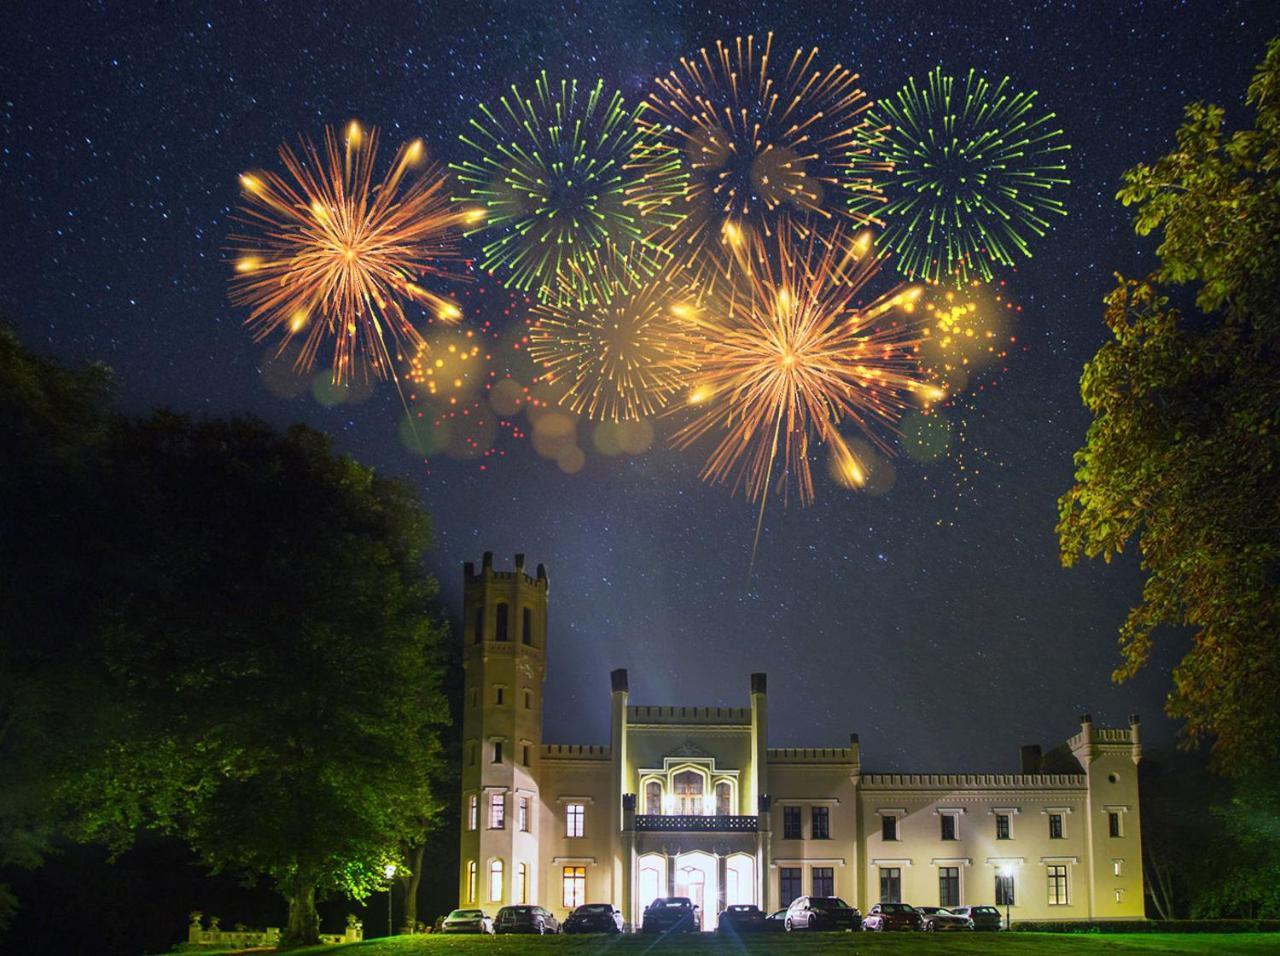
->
<box><xmin>401</xmin><ymin>844</ymin><xmax>425</xmax><ymax>932</ymax></box>
<box><xmin>281</xmin><ymin>879</ymin><xmax>320</xmax><ymax>947</ymax></box>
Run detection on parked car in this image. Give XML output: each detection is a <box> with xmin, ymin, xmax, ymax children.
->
<box><xmin>947</xmin><ymin>905</ymin><xmax>1003</xmax><ymax>931</ymax></box>
<box><xmin>641</xmin><ymin>897</ymin><xmax>701</xmax><ymax>933</ymax></box>
<box><xmin>764</xmin><ymin>908</ymin><xmax>788</xmax><ymax>932</ymax></box>
<box><xmin>718</xmin><ymin>904</ymin><xmax>767</xmax><ymax>933</ymax></box>
<box><xmin>784</xmin><ymin>896</ymin><xmax>861</xmax><ymax>931</ymax></box>
<box><xmin>563</xmin><ymin>903</ymin><xmax>624</xmax><ymax>934</ymax></box>
<box><xmin>494</xmin><ymin>905</ymin><xmax>559</xmax><ymax>934</ymax></box>
<box><xmin>916</xmin><ymin>906</ymin><xmax>971</xmax><ymax>932</ymax></box>
<box><xmin>861</xmin><ymin>902</ymin><xmax>923</xmax><ymax>931</ymax></box>
<box><xmin>441</xmin><ymin>909</ymin><xmax>494</xmax><ymax>934</ymax></box>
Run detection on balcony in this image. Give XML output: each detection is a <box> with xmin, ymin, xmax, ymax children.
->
<box><xmin>634</xmin><ymin>814</ymin><xmax>758</xmax><ymax>832</ymax></box>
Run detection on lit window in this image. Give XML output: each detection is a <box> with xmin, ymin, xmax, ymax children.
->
<box><xmin>516</xmin><ymin>862</ymin><xmax>528</xmax><ymax>904</ymax></box>
<box><xmin>939</xmin><ymin>867</ymin><xmax>959</xmax><ymax>907</ymax></box>
<box><xmin>673</xmin><ymin>770</ymin><xmax>704</xmax><ymax>815</ymax></box>
<box><xmin>466</xmin><ymin>860</ymin><xmax>477</xmax><ymax>903</ymax></box>
<box><xmin>1047</xmin><ymin>864</ymin><xmax>1068</xmax><ymax>905</ymax></box>
<box><xmin>812</xmin><ymin>806</ymin><xmax>830</xmax><ymax>840</ymax></box>
<box><xmin>566</xmin><ymin>802</ymin><xmax>585</xmax><ymax>838</ymax></box>
<box><xmin>812</xmin><ymin>866</ymin><xmax>834</xmax><ymax>897</ymax></box>
<box><xmin>518</xmin><ymin>796</ymin><xmax>529</xmax><ymax>832</ymax></box>
<box><xmin>645</xmin><ymin>781</ymin><xmax>661</xmax><ymax>815</ymax></box>
<box><xmin>996</xmin><ymin>873</ymin><xmax>1015</xmax><ymax>906</ymax></box>
<box><xmin>489</xmin><ymin>792</ymin><xmax>505</xmax><ymax>829</ymax></box>
<box><xmin>940</xmin><ymin>813</ymin><xmax>957</xmax><ymax>841</ymax></box>
<box><xmin>716</xmin><ymin>782</ymin><xmax>731</xmax><ymax>816</ymax></box>
<box><xmin>1113</xmin><ymin>859</ymin><xmax>1123</xmax><ymax>877</ymax></box>
<box><xmin>489</xmin><ymin>859</ymin><xmax>503</xmax><ymax>903</ymax></box>
<box><xmin>880</xmin><ymin>867</ymin><xmax>902</xmax><ymax>903</ymax></box>
<box><xmin>882</xmin><ymin>814</ymin><xmax>899</xmax><ymax>841</ymax></box>
<box><xmin>467</xmin><ymin>794</ymin><xmax>478</xmax><ymax>831</ymax></box>
<box><xmin>1114</xmin><ymin>888</ymin><xmax>1124</xmax><ymax>903</ymax></box>
<box><xmin>1049</xmin><ymin>813</ymin><xmax>1063</xmax><ymax>839</ymax></box>
<box><xmin>783</xmin><ymin>806</ymin><xmax>802</xmax><ymax>839</ymax></box>
<box><xmin>522</xmin><ymin>607</ymin><xmax>532</xmax><ymax>645</ymax></box>
<box><xmin>495</xmin><ymin>603</ymin><xmax>509</xmax><ymax>642</ymax></box>
<box><xmin>996</xmin><ymin>813</ymin><xmax>1011</xmax><ymax>840</ymax></box>
<box><xmin>1108</xmin><ymin>811</ymin><xmax>1122</xmax><ymax>838</ymax></box>
<box><xmin>562</xmin><ymin>866</ymin><xmax>586</xmax><ymax>908</ymax></box>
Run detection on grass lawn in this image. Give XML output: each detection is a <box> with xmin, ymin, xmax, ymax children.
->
<box><xmin>214</xmin><ymin>931</ymin><xmax>1280</xmax><ymax>956</ymax></box>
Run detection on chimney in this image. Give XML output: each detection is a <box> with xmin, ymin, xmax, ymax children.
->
<box><xmin>514</xmin><ymin>553</ymin><xmax>525</xmax><ymax>573</ymax></box>
<box><xmin>611</xmin><ymin>668</ymin><xmax>629</xmax><ymax>694</ymax></box>
<box><xmin>1019</xmin><ymin>744</ymin><xmax>1042</xmax><ymax>774</ymax></box>
<box><xmin>750</xmin><ymin>672</ymin><xmax>767</xmax><ymax>695</ymax></box>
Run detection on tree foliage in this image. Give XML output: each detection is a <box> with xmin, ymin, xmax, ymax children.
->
<box><xmin>1057</xmin><ymin>39</ymin><xmax>1280</xmax><ymax>775</ymax></box>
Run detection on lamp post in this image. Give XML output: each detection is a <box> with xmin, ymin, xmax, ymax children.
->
<box><xmin>384</xmin><ymin>863</ymin><xmax>398</xmax><ymax>937</ymax></box>
<box><xmin>998</xmin><ymin>864</ymin><xmax>1013</xmax><ymax>932</ymax></box>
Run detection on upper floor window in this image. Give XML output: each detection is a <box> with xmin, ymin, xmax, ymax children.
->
<box><xmin>1049</xmin><ymin>813</ymin><xmax>1064</xmax><ymax>839</ymax></box>
<box><xmin>494</xmin><ymin>687</ymin><xmax>504</xmax><ymax>706</ymax></box>
<box><xmin>783</xmin><ymin>806</ymin><xmax>802</xmax><ymax>839</ymax></box>
<box><xmin>1047</xmin><ymin>864</ymin><xmax>1069</xmax><ymax>905</ymax></box>
<box><xmin>489</xmin><ymin>792</ymin><xmax>505</xmax><ymax>829</ymax></box>
<box><xmin>473</xmin><ymin>606</ymin><xmax>483</xmax><ymax>643</ymax></box>
<box><xmin>882</xmin><ymin>814</ymin><xmax>899</xmax><ymax>842</ymax></box>
<box><xmin>940</xmin><ymin>813</ymin><xmax>957</xmax><ymax>841</ymax></box>
<box><xmin>467</xmin><ymin>794</ymin><xmax>478</xmax><ymax>831</ymax></box>
<box><xmin>1108</xmin><ymin>811</ymin><xmax>1122</xmax><ymax>838</ymax></box>
<box><xmin>716</xmin><ymin>782</ymin><xmax>731</xmax><ymax>816</ymax></box>
<box><xmin>522</xmin><ymin>607</ymin><xmax>532</xmax><ymax>645</ymax></box>
<box><xmin>812</xmin><ymin>806</ymin><xmax>830</xmax><ymax>840</ymax></box>
<box><xmin>524</xmin><ymin>690</ymin><xmax>532</xmax><ymax>710</ymax></box>
<box><xmin>812</xmin><ymin>866</ymin><xmax>834</xmax><ymax>897</ymax></box>
<box><xmin>495</xmin><ymin>603</ymin><xmax>509</xmax><ymax>642</ymax></box>
<box><xmin>996</xmin><ymin>813</ymin><xmax>1011</xmax><ymax>840</ymax></box>
<box><xmin>673</xmin><ymin>770</ymin><xmax>704</xmax><ymax>815</ymax></box>
<box><xmin>492</xmin><ymin>741</ymin><xmax>503</xmax><ymax>764</ymax></box>
<box><xmin>517</xmin><ymin>796</ymin><xmax>529</xmax><ymax>832</ymax></box>
<box><xmin>522</xmin><ymin>744</ymin><xmax>530</xmax><ymax>767</ymax></box>
<box><xmin>566</xmin><ymin>802</ymin><xmax>585</xmax><ymax>838</ymax></box>
<box><xmin>645</xmin><ymin>781</ymin><xmax>662</xmax><ymax>816</ymax></box>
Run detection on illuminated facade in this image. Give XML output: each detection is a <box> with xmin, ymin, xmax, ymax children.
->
<box><xmin>457</xmin><ymin>553</ymin><xmax>1146</xmax><ymax>928</ymax></box>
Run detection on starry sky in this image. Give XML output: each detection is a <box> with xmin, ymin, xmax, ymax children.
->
<box><xmin>4</xmin><ymin>0</ymin><xmax>1277</xmax><ymax>772</ymax></box>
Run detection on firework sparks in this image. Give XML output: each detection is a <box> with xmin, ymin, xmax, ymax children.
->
<box><xmin>849</xmin><ymin>66</ymin><xmax>1070</xmax><ymax>281</ymax></box>
<box><xmin>632</xmin><ymin>32</ymin><xmax>887</xmax><ymax>291</ymax></box>
<box><xmin>229</xmin><ymin>122</ymin><xmax>477</xmax><ymax>383</ymax></box>
<box><xmin>453</xmin><ymin>72</ymin><xmax>685</xmax><ymax>301</ymax></box>
<box><xmin>671</xmin><ymin>227</ymin><xmax>941</xmax><ymax>506</ymax></box>
<box><xmin>528</xmin><ymin>250</ymin><xmax>702</xmax><ymax>421</ymax></box>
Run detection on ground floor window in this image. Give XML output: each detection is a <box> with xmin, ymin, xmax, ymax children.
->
<box><xmin>996</xmin><ymin>873</ymin><xmax>1016</xmax><ymax>906</ymax></box>
<box><xmin>939</xmin><ymin>867</ymin><xmax>959</xmax><ymax>907</ymax></box>
<box><xmin>812</xmin><ymin>866</ymin><xmax>833</xmax><ymax>897</ymax></box>
<box><xmin>880</xmin><ymin>867</ymin><xmax>901</xmax><ymax>903</ymax></box>
<box><xmin>489</xmin><ymin>859</ymin><xmax>503</xmax><ymax>903</ymax></box>
<box><xmin>1047</xmin><ymin>864</ymin><xmax>1069</xmax><ymax>905</ymax></box>
<box><xmin>516</xmin><ymin>862</ymin><xmax>528</xmax><ymax>904</ymax></box>
<box><xmin>780</xmin><ymin>867</ymin><xmax>801</xmax><ymax>905</ymax></box>
<box><xmin>465</xmin><ymin>860</ymin><xmax>476</xmax><ymax>903</ymax></box>
<box><xmin>562</xmin><ymin>865</ymin><xmax>586</xmax><ymax>909</ymax></box>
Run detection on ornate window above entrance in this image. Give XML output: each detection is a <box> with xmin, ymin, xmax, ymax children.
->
<box><xmin>673</xmin><ymin>770</ymin><xmax>704</xmax><ymax>815</ymax></box>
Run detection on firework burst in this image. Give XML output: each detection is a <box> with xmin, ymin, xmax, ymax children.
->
<box><xmin>528</xmin><ymin>250</ymin><xmax>702</xmax><ymax>421</ymax></box>
<box><xmin>453</xmin><ymin>72</ymin><xmax>685</xmax><ymax>301</ymax></box>
<box><xmin>849</xmin><ymin>66</ymin><xmax>1070</xmax><ymax>281</ymax></box>
<box><xmin>229</xmin><ymin>122</ymin><xmax>478</xmax><ymax>383</ymax></box>
<box><xmin>671</xmin><ymin>227</ymin><xmax>942</xmax><ymax>506</ymax></box>
<box><xmin>633</xmin><ymin>32</ymin><xmax>887</xmax><ymax>291</ymax></box>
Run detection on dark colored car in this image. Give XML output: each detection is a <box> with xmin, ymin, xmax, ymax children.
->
<box><xmin>441</xmin><ymin>909</ymin><xmax>493</xmax><ymax>934</ymax></box>
<box><xmin>718</xmin><ymin>904</ymin><xmax>767</xmax><ymax>933</ymax></box>
<box><xmin>861</xmin><ymin>902</ymin><xmax>923</xmax><ymax>931</ymax></box>
<box><xmin>916</xmin><ymin>906</ymin><xmax>971</xmax><ymax>932</ymax></box>
<box><xmin>764</xmin><ymin>909</ymin><xmax>788</xmax><ymax>932</ymax></box>
<box><xmin>784</xmin><ymin>896</ymin><xmax>861</xmax><ymax>931</ymax></box>
<box><xmin>948</xmin><ymin>905</ymin><xmax>1003</xmax><ymax>931</ymax></box>
<box><xmin>494</xmin><ymin>905</ymin><xmax>559</xmax><ymax>934</ymax></box>
<box><xmin>641</xmin><ymin>897</ymin><xmax>701</xmax><ymax>933</ymax></box>
<box><xmin>563</xmin><ymin>903</ymin><xmax>624</xmax><ymax>934</ymax></box>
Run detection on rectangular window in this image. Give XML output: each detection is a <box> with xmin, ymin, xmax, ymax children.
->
<box><xmin>492</xmin><ymin>742</ymin><xmax>503</xmax><ymax>764</ymax></box>
<box><xmin>783</xmin><ymin>806</ymin><xmax>802</xmax><ymax>839</ymax></box>
<box><xmin>1113</xmin><ymin>859</ymin><xmax>1123</xmax><ymax>877</ymax></box>
<box><xmin>1047</xmin><ymin>864</ymin><xmax>1069</xmax><ymax>905</ymax></box>
<box><xmin>467</xmin><ymin>794</ymin><xmax>478</xmax><ymax>831</ymax></box>
<box><xmin>518</xmin><ymin>796</ymin><xmax>529</xmax><ymax>832</ymax></box>
<box><xmin>522</xmin><ymin>744</ymin><xmax>530</xmax><ymax>766</ymax></box>
<box><xmin>489</xmin><ymin>792</ymin><xmax>505</xmax><ymax>829</ymax></box>
<box><xmin>561</xmin><ymin>866</ymin><xmax>585</xmax><ymax>909</ymax></box>
<box><xmin>1049</xmin><ymin>813</ymin><xmax>1063</xmax><ymax>839</ymax></box>
<box><xmin>811</xmin><ymin>806</ymin><xmax>830</xmax><ymax>840</ymax></box>
<box><xmin>812</xmin><ymin>866</ymin><xmax>834</xmax><ymax>897</ymax></box>
<box><xmin>1108</xmin><ymin>812</ymin><xmax>1122</xmax><ymax>837</ymax></box>
<box><xmin>566</xmin><ymin>802</ymin><xmax>585</xmax><ymax>838</ymax></box>
<box><xmin>524</xmin><ymin>690</ymin><xmax>532</xmax><ymax>710</ymax></box>
<box><xmin>522</xmin><ymin>607</ymin><xmax>532</xmax><ymax>645</ymax></box>
<box><xmin>495</xmin><ymin>687</ymin><xmax>504</xmax><ymax>706</ymax></box>
<box><xmin>779</xmin><ymin>867</ymin><xmax>802</xmax><ymax>905</ymax></box>
<box><xmin>940</xmin><ymin>814</ymin><xmax>957</xmax><ymax>841</ymax></box>
<box><xmin>882</xmin><ymin>814</ymin><xmax>898</xmax><ymax>841</ymax></box>
<box><xmin>880</xmin><ymin>867</ymin><xmax>902</xmax><ymax>903</ymax></box>
<box><xmin>996</xmin><ymin>813</ymin><xmax>1011</xmax><ymax>840</ymax></box>
<box><xmin>939</xmin><ymin>867</ymin><xmax>960</xmax><ymax>907</ymax></box>
<box><xmin>996</xmin><ymin>873</ymin><xmax>1016</xmax><ymax>906</ymax></box>
<box><xmin>495</xmin><ymin>603</ymin><xmax>509</xmax><ymax>642</ymax></box>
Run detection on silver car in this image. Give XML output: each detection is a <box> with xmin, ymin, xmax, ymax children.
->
<box><xmin>917</xmin><ymin>906</ymin><xmax>972</xmax><ymax>931</ymax></box>
<box><xmin>441</xmin><ymin>908</ymin><xmax>494</xmax><ymax>934</ymax></box>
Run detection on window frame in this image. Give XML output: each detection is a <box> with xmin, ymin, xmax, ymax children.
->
<box><xmin>938</xmin><ymin>866</ymin><xmax>960</xmax><ymax>907</ymax></box>
<box><xmin>881</xmin><ymin>814</ymin><xmax>899</xmax><ymax>842</ymax></box>
<box><xmin>779</xmin><ymin>867</ymin><xmax>802</xmax><ymax>905</ymax></box>
<box><xmin>495</xmin><ymin>603</ymin><xmax>509</xmax><ymax>642</ymax></box>
<box><xmin>517</xmin><ymin>795</ymin><xmax>529</xmax><ymax>832</ymax></box>
<box><xmin>561</xmin><ymin>865</ymin><xmax>586</xmax><ymax>909</ymax></box>
<box><xmin>521</xmin><ymin>607</ymin><xmax>532</xmax><ymax>645</ymax></box>
<box><xmin>811</xmin><ymin>805</ymin><xmax>831</xmax><ymax>840</ymax></box>
<box><xmin>466</xmin><ymin>859</ymin><xmax>477</xmax><ymax>903</ymax></box>
<box><xmin>995</xmin><ymin>813</ymin><xmax>1011</xmax><ymax>840</ymax></box>
<box><xmin>879</xmin><ymin>867</ymin><xmax>902</xmax><ymax>903</ymax></box>
<box><xmin>488</xmin><ymin>859</ymin><xmax>504</xmax><ymax>903</ymax></box>
<box><xmin>1047</xmin><ymin>864</ymin><xmax>1069</xmax><ymax>906</ymax></box>
<box><xmin>1108</xmin><ymin>811</ymin><xmax>1122</xmax><ymax>838</ymax></box>
<box><xmin>467</xmin><ymin>793</ymin><xmax>478</xmax><ymax>831</ymax></box>
<box><xmin>488</xmin><ymin>792</ymin><xmax>505</xmax><ymax>830</ymax></box>
<box><xmin>782</xmin><ymin>805</ymin><xmax>802</xmax><ymax>840</ymax></box>
<box><xmin>565</xmin><ymin>802</ymin><xmax>585</xmax><ymax>838</ymax></box>
<box><xmin>1048</xmin><ymin>813</ymin><xmax>1064</xmax><ymax>839</ymax></box>
<box><xmin>812</xmin><ymin>866</ymin><xmax>834</xmax><ymax>897</ymax></box>
<box><xmin>995</xmin><ymin>873</ymin><xmax>1016</xmax><ymax>906</ymax></box>
<box><xmin>940</xmin><ymin>813</ymin><xmax>957</xmax><ymax>841</ymax></box>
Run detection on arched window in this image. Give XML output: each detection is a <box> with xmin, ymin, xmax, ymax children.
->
<box><xmin>466</xmin><ymin>860</ymin><xmax>477</xmax><ymax>903</ymax></box>
<box><xmin>716</xmin><ymin>781</ymin><xmax>731</xmax><ymax>816</ymax></box>
<box><xmin>489</xmin><ymin>859</ymin><xmax>503</xmax><ymax>903</ymax></box>
<box><xmin>674</xmin><ymin>770</ymin><xmax>705</xmax><ymax>815</ymax></box>
<box><xmin>516</xmin><ymin>862</ymin><xmax>528</xmax><ymax>904</ymax></box>
<box><xmin>495</xmin><ymin>603</ymin><xmax>509</xmax><ymax>642</ymax></box>
<box><xmin>473</xmin><ymin>606</ymin><xmax>483</xmax><ymax>643</ymax></box>
<box><xmin>522</xmin><ymin>607</ymin><xmax>533</xmax><ymax>645</ymax></box>
<box><xmin>645</xmin><ymin>780</ymin><xmax>662</xmax><ymax>815</ymax></box>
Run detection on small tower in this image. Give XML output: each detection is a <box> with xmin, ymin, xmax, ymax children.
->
<box><xmin>458</xmin><ymin>552</ymin><xmax>549</xmax><ymax>911</ymax></box>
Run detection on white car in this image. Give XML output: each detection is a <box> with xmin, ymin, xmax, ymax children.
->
<box><xmin>441</xmin><ymin>908</ymin><xmax>494</xmax><ymax>934</ymax></box>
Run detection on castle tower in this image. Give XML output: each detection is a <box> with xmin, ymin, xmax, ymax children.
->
<box><xmin>458</xmin><ymin>552</ymin><xmax>548</xmax><ymax>911</ymax></box>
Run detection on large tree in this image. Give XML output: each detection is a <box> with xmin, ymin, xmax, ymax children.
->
<box><xmin>1057</xmin><ymin>39</ymin><xmax>1280</xmax><ymax>776</ymax></box>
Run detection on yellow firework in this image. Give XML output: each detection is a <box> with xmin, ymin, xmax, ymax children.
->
<box><xmin>529</xmin><ymin>251</ymin><xmax>701</xmax><ymax>421</ymax></box>
<box><xmin>229</xmin><ymin>122</ymin><xmax>481</xmax><ymax>383</ymax></box>
<box><xmin>672</xmin><ymin>227</ymin><xmax>942</xmax><ymax>506</ymax></box>
<box><xmin>631</xmin><ymin>32</ymin><xmax>887</xmax><ymax>291</ymax></box>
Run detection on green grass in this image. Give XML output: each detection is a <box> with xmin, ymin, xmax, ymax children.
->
<box><xmin>242</xmin><ymin>931</ymin><xmax>1280</xmax><ymax>956</ymax></box>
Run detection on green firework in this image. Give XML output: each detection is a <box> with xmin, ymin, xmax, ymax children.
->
<box><xmin>453</xmin><ymin>72</ymin><xmax>685</xmax><ymax>302</ymax></box>
<box><xmin>850</xmin><ymin>66</ymin><xmax>1070</xmax><ymax>282</ymax></box>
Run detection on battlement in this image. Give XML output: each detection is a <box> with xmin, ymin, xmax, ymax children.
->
<box><xmin>768</xmin><ymin>747</ymin><xmax>857</xmax><ymax>764</ymax></box>
<box><xmin>861</xmin><ymin>772</ymin><xmax>1087</xmax><ymax>790</ymax></box>
<box><xmin>540</xmin><ymin>743</ymin><xmax>611</xmax><ymax>760</ymax></box>
<box><xmin>464</xmin><ymin>551</ymin><xmax>548</xmax><ymax>590</ymax></box>
<box><xmin>627</xmin><ymin>705</ymin><xmax>752</xmax><ymax>726</ymax></box>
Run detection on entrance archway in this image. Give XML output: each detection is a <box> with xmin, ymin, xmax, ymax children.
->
<box><xmin>674</xmin><ymin>851</ymin><xmax>716</xmax><ymax>930</ymax></box>
<box><xmin>725</xmin><ymin>853</ymin><xmax>756</xmax><ymax>907</ymax></box>
<box><xmin>636</xmin><ymin>853</ymin><xmax>666</xmax><ymax>916</ymax></box>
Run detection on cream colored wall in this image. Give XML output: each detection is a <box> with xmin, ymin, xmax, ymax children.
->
<box><xmin>536</xmin><ymin>750</ymin><xmax>615</xmax><ymax>920</ymax></box>
<box><xmin>623</xmin><ymin>709</ymin><xmax>754</xmax><ymax>811</ymax></box>
<box><xmin>1071</xmin><ymin>723</ymin><xmax>1145</xmax><ymax>919</ymax></box>
<box><xmin>767</xmin><ymin>753</ymin><xmax>860</xmax><ymax>909</ymax></box>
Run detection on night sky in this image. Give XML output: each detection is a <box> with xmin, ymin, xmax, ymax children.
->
<box><xmin>5</xmin><ymin>1</ymin><xmax>1277</xmax><ymax>772</ymax></box>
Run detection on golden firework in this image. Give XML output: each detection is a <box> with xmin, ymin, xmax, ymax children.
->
<box><xmin>671</xmin><ymin>227</ymin><xmax>941</xmax><ymax>506</ymax></box>
<box><xmin>631</xmin><ymin>32</ymin><xmax>888</xmax><ymax>292</ymax></box>
<box><xmin>229</xmin><ymin>122</ymin><xmax>479</xmax><ymax>383</ymax></box>
<box><xmin>529</xmin><ymin>249</ymin><xmax>701</xmax><ymax>421</ymax></box>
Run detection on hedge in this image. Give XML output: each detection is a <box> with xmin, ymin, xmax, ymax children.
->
<box><xmin>1012</xmin><ymin>919</ymin><xmax>1280</xmax><ymax>933</ymax></box>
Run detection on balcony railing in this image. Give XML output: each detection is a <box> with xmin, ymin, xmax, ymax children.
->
<box><xmin>634</xmin><ymin>814</ymin><xmax>758</xmax><ymax>832</ymax></box>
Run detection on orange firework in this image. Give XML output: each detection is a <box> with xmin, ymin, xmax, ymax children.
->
<box><xmin>632</xmin><ymin>32</ymin><xmax>887</xmax><ymax>292</ymax></box>
<box><xmin>672</xmin><ymin>227</ymin><xmax>942</xmax><ymax>508</ymax></box>
<box><xmin>229</xmin><ymin>122</ymin><xmax>481</xmax><ymax>383</ymax></box>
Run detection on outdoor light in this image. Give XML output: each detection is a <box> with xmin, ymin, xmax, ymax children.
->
<box><xmin>384</xmin><ymin>863</ymin><xmax>398</xmax><ymax>936</ymax></box>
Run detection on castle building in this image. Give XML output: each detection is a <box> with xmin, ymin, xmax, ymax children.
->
<box><xmin>458</xmin><ymin>554</ymin><xmax>1146</xmax><ymax>928</ymax></box>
